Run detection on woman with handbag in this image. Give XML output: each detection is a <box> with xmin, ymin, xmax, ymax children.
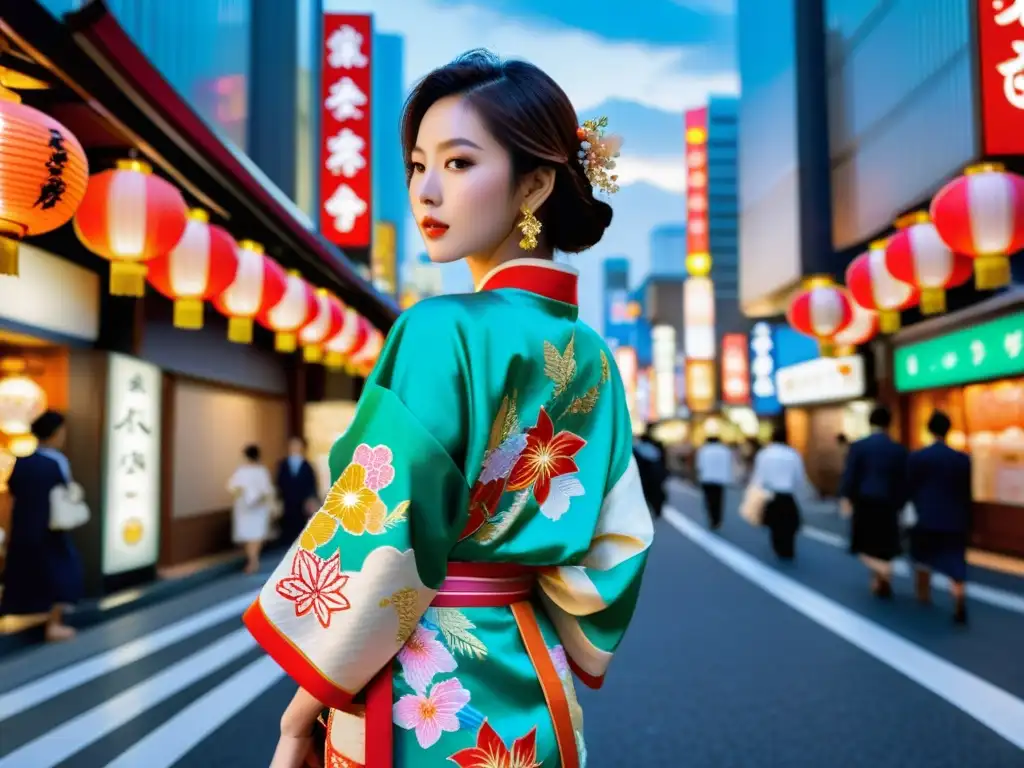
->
<box><xmin>228</xmin><ymin>444</ymin><xmax>276</xmax><ymax>574</ymax></box>
<box><xmin>747</xmin><ymin>426</ymin><xmax>814</xmax><ymax>560</ymax></box>
<box><xmin>0</xmin><ymin>411</ymin><xmax>84</xmax><ymax>642</ymax></box>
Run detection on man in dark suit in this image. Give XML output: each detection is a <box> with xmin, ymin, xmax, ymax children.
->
<box><xmin>907</xmin><ymin>410</ymin><xmax>972</xmax><ymax>624</ymax></box>
<box><xmin>839</xmin><ymin>405</ymin><xmax>909</xmax><ymax>598</ymax></box>
<box><xmin>275</xmin><ymin>436</ymin><xmax>320</xmax><ymax>547</ymax></box>
<box><xmin>634</xmin><ymin>424</ymin><xmax>669</xmax><ymax>518</ymax></box>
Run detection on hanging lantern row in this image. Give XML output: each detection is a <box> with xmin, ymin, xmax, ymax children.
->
<box><xmin>785</xmin><ymin>275</ymin><xmax>853</xmax><ymax>358</ymax></box>
<box><xmin>845</xmin><ymin>238</ymin><xmax>918</xmax><ymax>334</ymax></box>
<box><xmin>832</xmin><ymin>288</ymin><xmax>878</xmax><ymax>357</ymax></box>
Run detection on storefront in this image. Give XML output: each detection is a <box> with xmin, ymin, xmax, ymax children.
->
<box><xmin>893</xmin><ymin>292</ymin><xmax>1024</xmax><ymax>557</ymax></box>
<box><xmin>1</xmin><ymin>3</ymin><xmax>398</xmax><ymax>596</ymax></box>
<box><xmin>777</xmin><ymin>353</ymin><xmax>874</xmax><ymax>495</ymax></box>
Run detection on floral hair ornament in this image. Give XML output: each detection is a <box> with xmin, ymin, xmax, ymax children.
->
<box><xmin>577</xmin><ymin>117</ymin><xmax>623</xmax><ymax>195</ymax></box>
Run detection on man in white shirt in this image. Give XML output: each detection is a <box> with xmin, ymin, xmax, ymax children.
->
<box><xmin>696</xmin><ymin>436</ymin><xmax>734</xmax><ymax>529</ymax></box>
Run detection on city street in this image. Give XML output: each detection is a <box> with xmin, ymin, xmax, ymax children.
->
<box><xmin>1</xmin><ymin>484</ymin><xmax>1023</xmax><ymax>768</ymax></box>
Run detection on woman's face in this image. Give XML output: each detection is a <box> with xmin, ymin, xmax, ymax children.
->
<box><xmin>409</xmin><ymin>96</ymin><xmax>520</xmax><ymax>265</ymax></box>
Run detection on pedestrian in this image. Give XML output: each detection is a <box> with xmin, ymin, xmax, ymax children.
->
<box><xmin>0</xmin><ymin>410</ymin><xmax>84</xmax><ymax>642</ymax></box>
<box><xmin>839</xmin><ymin>405</ymin><xmax>909</xmax><ymax>599</ymax></box>
<box><xmin>906</xmin><ymin>410</ymin><xmax>972</xmax><ymax>624</ymax></box>
<box><xmin>748</xmin><ymin>425</ymin><xmax>812</xmax><ymax>560</ymax></box>
<box><xmin>275</xmin><ymin>436</ymin><xmax>320</xmax><ymax>547</ymax></box>
<box><xmin>228</xmin><ymin>444</ymin><xmax>275</xmax><ymax>575</ymax></box>
<box><xmin>696</xmin><ymin>432</ymin><xmax>733</xmax><ymax>529</ymax></box>
<box><xmin>634</xmin><ymin>424</ymin><xmax>669</xmax><ymax>517</ymax></box>
<box><xmin>248</xmin><ymin>50</ymin><xmax>653</xmax><ymax>768</ymax></box>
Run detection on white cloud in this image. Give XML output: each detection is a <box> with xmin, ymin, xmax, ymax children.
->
<box><xmin>325</xmin><ymin>0</ymin><xmax>737</xmax><ymax>113</ymax></box>
<box><xmin>614</xmin><ymin>154</ymin><xmax>688</xmax><ymax>194</ymax></box>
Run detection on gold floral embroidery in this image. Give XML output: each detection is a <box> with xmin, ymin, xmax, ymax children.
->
<box><xmin>543</xmin><ymin>334</ymin><xmax>577</xmax><ymax>397</ymax></box>
<box><xmin>299</xmin><ymin>510</ymin><xmax>338</xmax><ymax>551</ymax></box>
<box><xmin>488</xmin><ymin>392</ymin><xmax>519</xmax><ymax>451</ymax></box>
<box><xmin>433</xmin><ymin>608</ymin><xmax>489</xmax><ymax>659</ymax></box>
<box><xmin>380</xmin><ymin>587</ymin><xmax>420</xmax><ymax>644</ymax></box>
<box><xmin>566</xmin><ymin>385</ymin><xmax>600</xmax><ymax>415</ymax></box>
<box><xmin>323</xmin><ymin>463</ymin><xmax>380</xmax><ymax>534</ymax></box>
<box><xmin>600</xmin><ymin>350</ymin><xmax>610</xmax><ymax>383</ymax></box>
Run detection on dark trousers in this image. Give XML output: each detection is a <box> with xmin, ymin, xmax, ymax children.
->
<box><xmin>765</xmin><ymin>493</ymin><xmax>800</xmax><ymax>560</ymax></box>
<box><xmin>702</xmin><ymin>483</ymin><xmax>725</xmax><ymax>528</ymax></box>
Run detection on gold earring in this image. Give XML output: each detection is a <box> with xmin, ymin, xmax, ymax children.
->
<box><xmin>518</xmin><ymin>205</ymin><xmax>541</xmax><ymax>251</ymax></box>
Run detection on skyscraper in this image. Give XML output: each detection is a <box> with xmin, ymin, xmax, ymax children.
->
<box><xmin>706</xmin><ymin>96</ymin><xmax>741</xmax><ymax>335</ymax></box>
<box><xmin>649</xmin><ymin>225</ymin><xmax>687</xmax><ymax>278</ymax></box>
<box><xmin>602</xmin><ymin>257</ymin><xmax>632</xmax><ymax>346</ymax></box>
<box><xmin>372</xmin><ymin>33</ymin><xmax>406</xmax><ymax>298</ymax></box>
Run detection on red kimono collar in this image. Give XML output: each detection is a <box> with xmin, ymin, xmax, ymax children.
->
<box><xmin>476</xmin><ymin>258</ymin><xmax>579</xmax><ymax>306</ymax></box>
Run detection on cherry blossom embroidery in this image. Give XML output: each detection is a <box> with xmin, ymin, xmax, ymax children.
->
<box><xmin>507</xmin><ymin>407</ymin><xmax>586</xmax><ymax>506</ymax></box>
<box><xmin>397</xmin><ymin>624</ymin><xmax>457</xmax><ymax>694</ymax></box>
<box><xmin>353</xmin><ymin>443</ymin><xmax>395</xmax><ymax>491</ymax></box>
<box><xmin>393</xmin><ymin>677</ymin><xmax>470</xmax><ymax>749</ymax></box>
<box><xmin>448</xmin><ymin>720</ymin><xmax>540</xmax><ymax>768</ymax></box>
<box><xmin>274</xmin><ymin>549</ymin><xmax>351</xmax><ymax>629</ymax></box>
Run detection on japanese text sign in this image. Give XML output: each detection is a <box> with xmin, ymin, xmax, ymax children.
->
<box><xmin>684</xmin><ymin>108</ymin><xmax>709</xmax><ymax>263</ymax></box>
<box><xmin>978</xmin><ymin>0</ymin><xmax>1024</xmax><ymax>155</ymax></box>
<box><xmin>721</xmin><ymin>333</ymin><xmax>750</xmax><ymax>405</ymax></box>
<box><xmin>102</xmin><ymin>354</ymin><xmax>162</xmax><ymax>575</ymax></box>
<box><xmin>320</xmin><ymin>14</ymin><xmax>373</xmax><ymax>247</ymax></box>
<box><xmin>894</xmin><ymin>310</ymin><xmax>1024</xmax><ymax>392</ymax></box>
<box><xmin>686</xmin><ymin>359</ymin><xmax>716</xmax><ymax>413</ymax></box>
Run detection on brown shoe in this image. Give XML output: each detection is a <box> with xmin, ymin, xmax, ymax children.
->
<box><xmin>871</xmin><ymin>576</ymin><xmax>893</xmax><ymax>599</ymax></box>
<box><xmin>914</xmin><ymin>570</ymin><xmax>932</xmax><ymax>603</ymax></box>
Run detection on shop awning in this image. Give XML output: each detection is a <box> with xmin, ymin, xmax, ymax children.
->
<box><xmin>0</xmin><ymin>0</ymin><xmax>399</xmax><ymax>330</ymax></box>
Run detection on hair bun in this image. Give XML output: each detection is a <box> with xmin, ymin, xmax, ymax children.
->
<box><xmin>542</xmin><ymin>166</ymin><xmax>614</xmax><ymax>254</ymax></box>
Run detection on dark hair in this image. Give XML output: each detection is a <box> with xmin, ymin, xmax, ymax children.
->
<box><xmin>289</xmin><ymin>435</ymin><xmax>307</xmax><ymax>448</ymax></box>
<box><xmin>927</xmin><ymin>410</ymin><xmax>952</xmax><ymax>439</ymax></box>
<box><xmin>243</xmin><ymin>444</ymin><xmax>260</xmax><ymax>462</ymax></box>
<box><xmin>31</xmin><ymin>410</ymin><xmax>65</xmax><ymax>441</ymax></box>
<box><xmin>869</xmin><ymin>405</ymin><xmax>892</xmax><ymax>429</ymax></box>
<box><xmin>771</xmin><ymin>425</ymin><xmax>787</xmax><ymax>445</ymax></box>
<box><xmin>402</xmin><ymin>49</ymin><xmax>613</xmax><ymax>253</ymax></box>
<box><xmin>837</xmin><ymin>433</ymin><xmax>849</xmax><ymax>445</ymax></box>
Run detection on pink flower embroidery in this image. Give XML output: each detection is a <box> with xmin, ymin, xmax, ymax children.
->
<box><xmin>353</xmin><ymin>443</ymin><xmax>395</xmax><ymax>491</ymax></box>
<box><xmin>274</xmin><ymin>549</ymin><xmax>351</xmax><ymax>628</ymax></box>
<box><xmin>393</xmin><ymin>677</ymin><xmax>470</xmax><ymax>749</ymax></box>
<box><xmin>397</xmin><ymin>625</ymin><xmax>457</xmax><ymax>694</ymax></box>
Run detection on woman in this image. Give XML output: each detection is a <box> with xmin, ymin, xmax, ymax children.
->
<box><xmin>749</xmin><ymin>426</ymin><xmax>813</xmax><ymax>560</ymax></box>
<box><xmin>246</xmin><ymin>50</ymin><xmax>652</xmax><ymax>768</ymax></box>
<box><xmin>228</xmin><ymin>444</ymin><xmax>275</xmax><ymax>574</ymax></box>
<box><xmin>907</xmin><ymin>410</ymin><xmax>972</xmax><ymax>624</ymax></box>
<box><xmin>0</xmin><ymin>411</ymin><xmax>83</xmax><ymax>642</ymax></box>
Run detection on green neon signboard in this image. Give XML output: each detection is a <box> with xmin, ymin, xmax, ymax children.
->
<box><xmin>894</xmin><ymin>311</ymin><xmax>1024</xmax><ymax>392</ymax></box>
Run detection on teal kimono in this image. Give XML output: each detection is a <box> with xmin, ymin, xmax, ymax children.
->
<box><xmin>244</xmin><ymin>258</ymin><xmax>654</xmax><ymax>767</ymax></box>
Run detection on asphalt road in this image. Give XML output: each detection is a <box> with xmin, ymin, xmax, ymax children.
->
<box><xmin>0</xmin><ymin>484</ymin><xmax>1022</xmax><ymax>767</ymax></box>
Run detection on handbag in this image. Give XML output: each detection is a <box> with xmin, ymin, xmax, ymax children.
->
<box><xmin>49</xmin><ymin>482</ymin><xmax>91</xmax><ymax>531</ymax></box>
<box><xmin>740</xmin><ymin>484</ymin><xmax>774</xmax><ymax>526</ymax></box>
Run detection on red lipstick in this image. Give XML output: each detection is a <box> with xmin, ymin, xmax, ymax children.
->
<box><xmin>421</xmin><ymin>216</ymin><xmax>449</xmax><ymax>240</ymax></box>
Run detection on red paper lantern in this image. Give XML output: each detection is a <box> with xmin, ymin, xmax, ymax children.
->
<box><xmin>0</xmin><ymin>93</ymin><xmax>89</xmax><ymax>276</ymax></box>
<box><xmin>832</xmin><ymin>287</ymin><xmax>877</xmax><ymax>356</ymax></box>
<box><xmin>930</xmin><ymin>163</ymin><xmax>1024</xmax><ymax>290</ymax></box>
<box><xmin>786</xmin><ymin>275</ymin><xmax>853</xmax><ymax>357</ymax></box>
<box><xmin>343</xmin><ymin>315</ymin><xmax>373</xmax><ymax>374</ymax></box>
<box><xmin>884</xmin><ymin>211</ymin><xmax>973</xmax><ymax>316</ymax></box>
<box><xmin>146</xmin><ymin>209</ymin><xmax>239</xmax><ymax>329</ymax></box>
<box><xmin>258</xmin><ymin>270</ymin><xmax>318</xmax><ymax>353</ymax></box>
<box><xmin>845</xmin><ymin>239</ymin><xmax>917</xmax><ymax>334</ymax></box>
<box><xmin>74</xmin><ymin>159</ymin><xmax>188</xmax><ymax>296</ymax></box>
<box><xmin>212</xmin><ymin>240</ymin><xmax>287</xmax><ymax>344</ymax></box>
<box><xmin>299</xmin><ymin>289</ymin><xmax>346</xmax><ymax>363</ymax></box>
<box><xmin>351</xmin><ymin>328</ymin><xmax>383</xmax><ymax>376</ymax></box>
<box><xmin>323</xmin><ymin>308</ymin><xmax>361</xmax><ymax>370</ymax></box>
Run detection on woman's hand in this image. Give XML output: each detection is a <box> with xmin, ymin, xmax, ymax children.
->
<box><xmin>269</xmin><ymin>733</ymin><xmax>320</xmax><ymax>768</ymax></box>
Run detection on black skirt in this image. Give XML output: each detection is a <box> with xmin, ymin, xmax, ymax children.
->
<box><xmin>764</xmin><ymin>493</ymin><xmax>800</xmax><ymax>533</ymax></box>
<box><xmin>849</xmin><ymin>499</ymin><xmax>902</xmax><ymax>561</ymax></box>
<box><xmin>910</xmin><ymin>529</ymin><xmax>968</xmax><ymax>583</ymax></box>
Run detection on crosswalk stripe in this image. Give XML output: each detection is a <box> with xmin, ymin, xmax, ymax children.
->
<box><xmin>665</xmin><ymin>506</ymin><xmax>1024</xmax><ymax>751</ymax></box>
<box><xmin>0</xmin><ymin>629</ymin><xmax>256</xmax><ymax>768</ymax></box>
<box><xmin>103</xmin><ymin>655</ymin><xmax>285</xmax><ymax>768</ymax></box>
<box><xmin>0</xmin><ymin>591</ymin><xmax>257</xmax><ymax>722</ymax></box>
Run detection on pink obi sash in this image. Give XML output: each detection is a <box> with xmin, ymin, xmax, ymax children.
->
<box><xmin>330</xmin><ymin>562</ymin><xmax>580</xmax><ymax>768</ymax></box>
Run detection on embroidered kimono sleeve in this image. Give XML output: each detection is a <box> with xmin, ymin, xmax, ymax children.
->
<box><xmin>538</xmin><ymin>367</ymin><xmax>653</xmax><ymax>689</ymax></box>
<box><xmin>243</xmin><ymin>302</ymin><xmax>470</xmax><ymax>710</ymax></box>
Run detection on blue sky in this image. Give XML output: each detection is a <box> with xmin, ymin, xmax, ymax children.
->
<box><xmin>324</xmin><ymin>0</ymin><xmax>738</xmax><ymax>327</ymax></box>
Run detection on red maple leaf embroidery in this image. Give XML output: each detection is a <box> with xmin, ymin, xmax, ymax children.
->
<box><xmin>275</xmin><ymin>549</ymin><xmax>351</xmax><ymax>628</ymax></box>
<box><xmin>448</xmin><ymin>720</ymin><xmax>540</xmax><ymax>768</ymax></box>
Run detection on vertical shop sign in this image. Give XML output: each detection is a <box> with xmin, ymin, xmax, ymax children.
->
<box><xmin>685</xmin><ymin>360</ymin><xmax>715</xmax><ymax>413</ymax></box>
<box><xmin>750</xmin><ymin>322</ymin><xmax>781</xmax><ymax>415</ymax></box>
<box><xmin>978</xmin><ymin>0</ymin><xmax>1024</xmax><ymax>155</ymax></box>
<box><xmin>652</xmin><ymin>325</ymin><xmax>678</xmax><ymax>419</ymax></box>
<box><xmin>320</xmin><ymin>14</ymin><xmax>373</xmax><ymax>247</ymax></box>
<box><xmin>721</xmin><ymin>333</ymin><xmax>750</xmax><ymax>405</ymax></box>
<box><xmin>683</xmin><ymin>276</ymin><xmax>716</xmax><ymax>360</ymax></box>
<box><xmin>614</xmin><ymin>346</ymin><xmax>639</xmax><ymax>427</ymax></box>
<box><xmin>684</xmin><ymin>108</ymin><xmax>710</xmax><ymax>276</ymax></box>
<box><xmin>102</xmin><ymin>354</ymin><xmax>162</xmax><ymax>575</ymax></box>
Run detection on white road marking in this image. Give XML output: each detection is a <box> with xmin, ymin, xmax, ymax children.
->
<box><xmin>103</xmin><ymin>655</ymin><xmax>285</xmax><ymax>768</ymax></box>
<box><xmin>664</xmin><ymin>507</ymin><xmax>1024</xmax><ymax>751</ymax></box>
<box><xmin>0</xmin><ymin>629</ymin><xmax>256</xmax><ymax>768</ymax></box>
<box><xmin>0</xmin><ymin>591</ymin><xmax>257</xmax><ymax>721</ymax></box>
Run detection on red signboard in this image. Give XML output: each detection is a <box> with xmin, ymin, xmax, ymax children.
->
<box><xmin>684</xmin><ymin>108</ymin><xmax>709</xmax><ymax>266</ymax></box>
<box><xmin>320</xmin><ymin>14</ymin><xmax>373</xmax><ymax>247</ymax></box>
<box><xmin>977</xmin><ymin>1</ymin><xmax>1024</xmax><ymax>155</ymax></box>
<box><xmin>721</xmin><ymin>333</ymin><xmax>750</xmax><ymax>405</ymax></box>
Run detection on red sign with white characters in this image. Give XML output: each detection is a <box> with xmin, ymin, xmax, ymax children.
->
<box><xmin>320</xmin><ymin>14</ymin><xmax>373</xmax><ymax>247</ymax></box>
<box><xmin>978</xmin><ymin>0</ymin><xmax>1024</xmax><ymax>155</ymax></box>
<box><xmin>721</xmin><ymin>333</ymin><xmax>750</xmax><ymax>405</ymax></box>
<box><xmin>684</xmin><ymin>108</ymin><xmax>709</xmax><ymax>260</ymax></box>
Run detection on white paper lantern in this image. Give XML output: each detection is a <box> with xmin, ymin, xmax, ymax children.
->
<box><xmin>0</xmin><ymin>374</ymin><xmax>46</xmax><ymax>436</ymax></box>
